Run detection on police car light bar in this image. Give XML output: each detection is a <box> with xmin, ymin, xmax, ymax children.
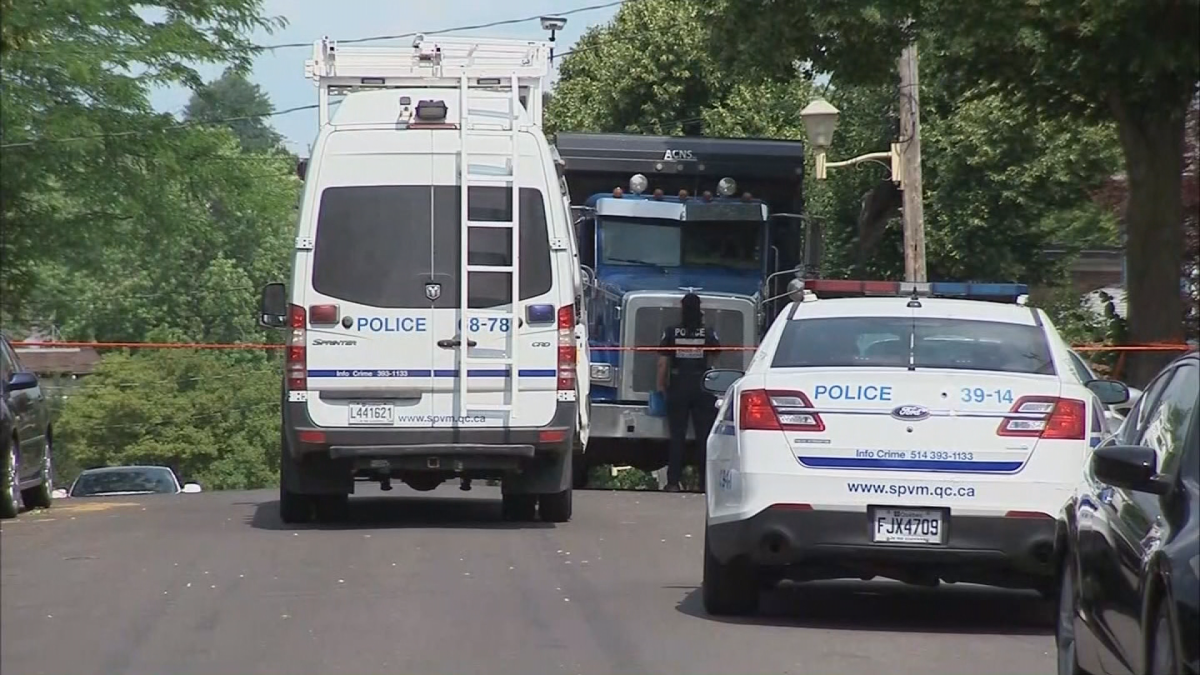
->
<box><xmin>804</xmin><ymin>279</ymin><xmax>1030</xmax><ymax>303</ymax></box>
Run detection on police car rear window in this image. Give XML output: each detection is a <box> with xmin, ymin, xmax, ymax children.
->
<box><xmin>771</xmin><ymin>317</ymin><xmax>1056</xmax><ymax>375</ymax></box>
<box><xmin>312</xmin><ymin>185</ymin><xmax>552</xmax><ymax>308</ymax></box>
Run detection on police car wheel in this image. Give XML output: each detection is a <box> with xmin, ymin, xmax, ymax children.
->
<box><xmin>501</xmin><ymin>494</ymin><xmax>537</xmax><ymax>522</ymax></box>
<box><xmin>279</xmin><ymin>487</ymin><xmax>313</xmax><ymax>524</ymax></box>
<box><xmin>539</xmin><ymin>488</ymin><xmax>572</xmax><ymax>523</ymax></box>
<box><xmin>702</xmin><ymin>532</ymin><xmax>759</xmax><ymax>616</ymax></box>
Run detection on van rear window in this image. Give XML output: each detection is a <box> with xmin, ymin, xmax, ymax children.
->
<box><xmin>311</xmin><ymin>185</ymin><xmax>552</xmax><ymax>308</ymax></box>
<box><xmin>771</xmin><ymin>317</ymin><xmax>1055</xmax><ymax>375</ymax></box>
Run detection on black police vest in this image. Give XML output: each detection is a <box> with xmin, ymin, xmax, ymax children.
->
<box><xmin>665</xmin><ymin>325</ymin><xmax>711</xmax><ymax>377</ymax></box>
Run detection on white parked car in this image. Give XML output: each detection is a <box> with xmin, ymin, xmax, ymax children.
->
<box><xmin>63</xmin><ymin>466</ymin><xmax>202</xmax><ymax>498</ymax></box>
<box><xmin>699</xmin><ymin>280</ymin><xmax>1130</xmax><ymax>616</ymax></box>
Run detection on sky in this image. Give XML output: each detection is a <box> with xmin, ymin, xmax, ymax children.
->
<box><xmin>150</xmin><ymin>0</ymin><xmax>621</xmax><ymax>156</ymax></box>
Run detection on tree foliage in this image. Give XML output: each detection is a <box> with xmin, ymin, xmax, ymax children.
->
<box><xmin>0</xmin><ymin>0</ymin><xmax>287</xmax><ymax>328</ymax></box>
<box><xmin>184</xmin><ymin>68</ymin><xmax>285</xmax><ymax>154</ymax></box>
<box><xmin>704</xmin><ymin>0</ymin><xmax>1200</xmax><ymax>383</ymax></box>
<box><xmin>1</xmin><ymin>1</ymin><xmax>297</xmax><ymax>488</ymax></box>
<box><xmin>55</xmin><ymin>350</ymin><xmax>280</xmax><ymax>490</ymax></box>
<box><xmin>548</xmin><ymin>0</ymin><xmax>1122</xmax><ymax>287</ymax></box>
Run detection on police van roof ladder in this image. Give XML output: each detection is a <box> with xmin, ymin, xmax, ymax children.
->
<box><xmin>458</xmin><ymin>72</ymin><xmax>523</xmax><ymax>418</ymax></box>
<box><xmin>305</xmin><ymin>34</ymin><xmax>552</xmax><ymax>126</ymax></box>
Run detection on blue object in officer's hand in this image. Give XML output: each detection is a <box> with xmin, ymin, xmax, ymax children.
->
<box><xmin>647</xmin><ymin>391</ymin><xmax>667</xmax><ymax>418</ymax></box>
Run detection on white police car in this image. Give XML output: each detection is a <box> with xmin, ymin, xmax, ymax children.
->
<box><xmin>699</xmin><ymin>280</ymin><xmax>1130</xmax><ymax>616</ymax></box>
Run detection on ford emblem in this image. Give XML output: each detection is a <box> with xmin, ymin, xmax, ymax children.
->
<box><xmin>891</xmin><ymin>404</ymin><xmax>931</xmax><ymax>422</ymax></box>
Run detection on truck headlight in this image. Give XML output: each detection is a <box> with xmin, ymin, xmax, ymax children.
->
<box><xmin>590</xmin><ymin>363</ymin><xmax>613</xmax><ymax>383</ymax></box>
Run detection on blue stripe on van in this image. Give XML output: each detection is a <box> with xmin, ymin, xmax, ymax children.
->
<box><xmin>797</xmin><ymin>456</ymin><xmax>1023</xmax><ymax>473</ymax></box>
<box><xmin>307</xmin><ymin>369</ymin><xmax>556</xmax><ymax>378</ymax></box>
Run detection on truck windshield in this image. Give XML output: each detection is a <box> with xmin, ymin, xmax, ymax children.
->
<box><xmin>600</xmin><ymin>219</ymin><xmax>760</xmax><ymax>270</ymax></box>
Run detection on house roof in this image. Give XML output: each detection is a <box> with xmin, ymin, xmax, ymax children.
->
<box><xmin>13</xmin><ymin>347</ymin><xmax>101</xmax><ymax>375</ymax></box>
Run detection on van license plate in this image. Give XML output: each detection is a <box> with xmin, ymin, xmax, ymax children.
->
<box><xmin>872</xmin><ymin>507</ymin><xmax>944</xmax><ymax>544</ymax></box>
<box><xmin>348</xmin><ymin>403</ymin><xmax>394</xmax><ymax>426</ymax></box>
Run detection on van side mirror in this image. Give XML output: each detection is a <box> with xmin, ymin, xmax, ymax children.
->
<box><xmin>296</xmin><ymin>158</ymin><xmax>308</xmax><ymax>180</ymax></box>
<box><xmin>1086</xmin><ymin>379</ymin><xmax>1130</xmax><ymax>406</ymax></box>
<box><xmin>259</xmin><ymin>283</ymin><xmax>288</xmax><ymax>329</ymax></box>
<box><xmin>703</xmin><ymin>369</ymin><xmax>744</xmax><ymax>396</ymax></box>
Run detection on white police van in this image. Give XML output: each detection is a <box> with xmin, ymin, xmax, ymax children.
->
<box><xmin>257</xmin><ymin>36</ymin><xmax>589</xmax><ymax>524</ymax></box>
<box><xmin>698</xmin><ymin>280</ymin><xmax>1130</xmax><ymax>615</ymax></box>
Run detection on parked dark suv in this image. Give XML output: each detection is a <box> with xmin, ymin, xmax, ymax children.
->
<box><xmin>1056</xmin><ymin>351</ymin><xmax>1199</xmax><ymax>675</ymax></box>
<box><xmin>1</xmin><ymin>336</ymin><xmax>54</xmax><ymax>518</ymax></box>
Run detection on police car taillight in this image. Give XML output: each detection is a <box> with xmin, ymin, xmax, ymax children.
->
<box><xmin>997</xmin><ymin>396</ymin><xmax>1085</xmax><ymax>440</ymax></box>
<box><xmin>557</xmin><ymin>305</ymin><xmax>575</xmax><ymax>390</ymax></box>
<box><xmin>286</xmin><ymin>304</ymin><xmax>307</xmax><ymax>391</ymax></box>
<box><xmin>738</xmin><ymin>390</ymin><xmax>824</xmax><ymax>432</ymax></box>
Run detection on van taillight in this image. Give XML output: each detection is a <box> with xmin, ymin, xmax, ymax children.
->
<box><xmin>286</xmin><ymin>304</ymin><xmax>307</xmax><ymax>391</ymax></box>
<box><xmin>557</xmin><ymin>305</ymin><xmax>576</xmax><ymax>390</ymax></box>
<box><xmin>308</xmin><ymin>304</ymin><xmax>339</xmax><ymax>325</ymax></box>
<box><xmin>738</xmin><ymin>390</ymin><xmax>824</xmax><ymax>432</ymax></box>
<box><xmin>998</xmin><ymin>396</ymin><xmax>1085</xmax><ymax>440</ymax></box>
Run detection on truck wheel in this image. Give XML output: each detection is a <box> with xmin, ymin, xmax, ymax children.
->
<box><xmin>279</xmin><ymin>486</ymin><xmax>313</xmax><ymax>524</ymax></box>
<box><xmin>702</xmin><ymin>531</ymin><xmax>759</xmax><ymax>616</ymax></box>
<box><xmin>539</xmin><ymin>488</ymin><xmax>572</xmax><ymax>523</ymax></box>
<box><xmin>501</xmin><ymin>494</ymin><xmax>537</xmax><ymax>522</ymax></box>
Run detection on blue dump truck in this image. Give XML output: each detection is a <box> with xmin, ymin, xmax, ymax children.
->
<box><xmin>553</xmin><ymin>132</ymin><xmax>815</xmax><ymax>478</ymax></box>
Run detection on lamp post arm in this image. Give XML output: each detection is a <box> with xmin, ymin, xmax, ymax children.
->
<box><xmin>814</xmin><ymin>144</ymin><xmax>904</xmax><ymax>186</ymax></box>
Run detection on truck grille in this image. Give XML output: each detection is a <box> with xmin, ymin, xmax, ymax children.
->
<box><xmin>629</xmin><ymin>305</ymin><xmax>748</xmax><ymax>394</ymax></box>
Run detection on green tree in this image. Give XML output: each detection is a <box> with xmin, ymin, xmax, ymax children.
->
<box><xmin>54</xmin><ymin>349</ymin><xmax>281</xmax><ymax>490</ymax></box>
<box><xmin>704</xmin><ymin>0</ymin><xmax>1200</xmax><ymax>384</ymax></box>
<box><xmin>184</xmin><ymin>68</ymin><xmax>285</xmax><ymax>154</ymax></box>
<box><xmin>549</xmin><ymin>0</ymin><xmax>1121</xmax><ymax>287</ymax></box>
<box><xmin>0</xmin><ymin>0</ymin><xmax>285</xmax><ymax>326</ymax></box>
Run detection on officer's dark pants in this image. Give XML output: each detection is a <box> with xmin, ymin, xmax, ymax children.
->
<box><xmin>666</xmin><ymin>378</ymin><xmax>717</xmax><ymax>486</ymax></box>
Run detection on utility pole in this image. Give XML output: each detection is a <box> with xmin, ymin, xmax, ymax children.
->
<box><xmin>897</xmin><ymin>42</ymin><xmax>927</xmax><ymax>282</ymax></box>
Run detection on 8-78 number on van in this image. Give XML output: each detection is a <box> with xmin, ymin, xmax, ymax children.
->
<box><xmin>456</xmin><ymin>317</ymin><xmax>512</xmax><ymax>332</ymax></box>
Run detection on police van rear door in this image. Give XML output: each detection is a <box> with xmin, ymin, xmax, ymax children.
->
<box><xmin>300</xmin><ymin>129</ymin><xmax>441</xmax><ymax>429</ymax></box>
<box><xmin>424</xmin><ymin>131</ymin><xmax>559</xmax><ymax>429</ymax></box>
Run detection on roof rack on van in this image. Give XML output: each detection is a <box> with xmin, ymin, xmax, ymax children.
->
<box><xmin>305</xmin><ymin>35</ymin><xmax>552</xmax><ymax>126</ymax></box>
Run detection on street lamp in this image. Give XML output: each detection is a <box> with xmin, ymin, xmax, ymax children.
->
<box><xmin>799</xmin><ymin>98</ymin><xmax>904</xmax><ymax>188</ymax></box>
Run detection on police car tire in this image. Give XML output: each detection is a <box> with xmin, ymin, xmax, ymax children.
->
<box><xmin>279</xmin><ymin>487</ymin><xmax>313</xmax><ymax>524</ymax></box>
<box><xmin>702</xmin><ymin>534</ymin><xmax>759</xmax><ymax>616</ymax></box>
<box><xmin>501</xmin><ymin>494</ymin><xmax>537</xmax><ymax>522</ymax></box>
<box><xmin>539</xmin><ymin>488</ymin><xmax>572</xmax><ymax>523</ymax></box>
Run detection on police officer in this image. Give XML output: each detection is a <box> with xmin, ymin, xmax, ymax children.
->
<box><xmin>656</xmin><ymin>293</ymin><xmax>720</xmax><ymax>492</ymax></box>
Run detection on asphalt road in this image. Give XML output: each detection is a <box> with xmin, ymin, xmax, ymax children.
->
<box><xmin>2</xmin><ymin>485</ymin><xmax>1056</xmax><ymax>675</ymax></box>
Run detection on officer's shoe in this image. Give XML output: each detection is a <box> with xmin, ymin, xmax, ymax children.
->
<box><xmin>662</xmin><ymin>483</ymin><xmax>681</xmax><ymax>493</ymax></box>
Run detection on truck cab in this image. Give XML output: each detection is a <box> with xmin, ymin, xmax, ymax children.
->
<box><xmin>554</xmin><ymin>132</ymin><xmax>811</xmax><ymax>473</ymax></box>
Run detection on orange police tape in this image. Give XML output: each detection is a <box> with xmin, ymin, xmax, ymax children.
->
<box><xmin>12</xmin><ymin>341</ymin><xmax>1195</xmax><ymax>352</ymax></box>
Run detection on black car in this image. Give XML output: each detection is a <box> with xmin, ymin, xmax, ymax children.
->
<box><xmin>1</xmin><ymin>335</ymin><xmax>54</xmax><ymax>518</ymax></box>
<box><xmin>1056</xmin><ymin>351</ymin><xmax>1199</xmax><ymax>675</ymax></box>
